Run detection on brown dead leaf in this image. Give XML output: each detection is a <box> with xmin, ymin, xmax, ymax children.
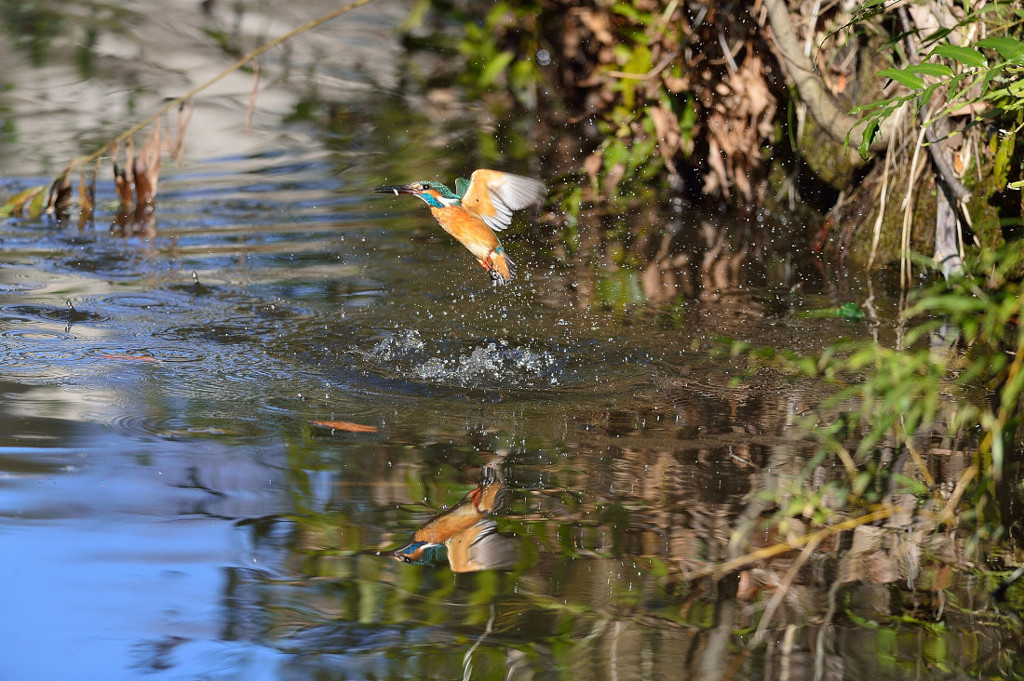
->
<box><xmin>78</xmin><ymin>166</ymin><xmax>95</xmax><ymax>229</ymax></box>
<box><xmin>47</xmin><ymin>172</ymin><xmax>73</xmax><ymax>223</ymax></box>
<box><xmin>134</xmin><ymin>122</ymin><xmax>162</xmax><ymax>211</ymax></box>
<box><xmin>583</xmin><ymin>150</ymin><xmax>603</xmax><ymax>180</ymax></box>
<box><xmin>99</xmin><ymin>353</ymin><xmax>159</xmax><ymax>362</ymax></box>
<box><xmin>575</xmin><ymin>8</ymin><xmax>614</xmax><ymax>46</ymax></box>
<box><xmin>113</xmin><ymin>164</ymin><xmax>134</xmax><ymax>207</ymax></box>
<box><xmin>930</xmin><ymin>564</ymin><xmax>953</xmax><ymax>592</ymax></box>
<box><xmin>311</xmin><ymin>420</ymin><xmax>378</xmax><ymax>433</ymax></box>
<box><xmin>649</xmin><ymin>103</ymin><xmax>680</xmax><ymax>173</ymax></box>
<box><xmin>662</xmin><ymin>74</ymin><xmax>689</xmax><ymax>93</ymax></box>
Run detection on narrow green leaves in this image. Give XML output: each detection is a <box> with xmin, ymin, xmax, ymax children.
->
<box><xmin>878</xmin><ymin>66</ymin><xmax>927</xmax><ymax>89</ymax></box>
<box><xmin>909</xmin><ymin>62</ymin><xmax>954</xmax><ymax>78</ymax></box>
<box><xmin>857</xmin><ymin>118</ymin><xmax>881</xmax><ymax>159</ymax></box>
<box><xmin>976</xmin><ymin>36</ymin><xmax>1024</xmax><ymax>63</ymax></box>
<box><xmin>930</xmin><ymin>44</ymin><xmax>988</xmax><ymax>68</ymax></box>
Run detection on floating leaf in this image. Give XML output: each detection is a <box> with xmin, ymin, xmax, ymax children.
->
<box><xmin>800</xmin><ymin>302</ymin><xmax>866</xmax><ymax>321</ymax></box>
<box><xmin>931</xmin><ymin>44</ymin><xmax>987</xmax><ymax>69</ymax></box>
<box><xmin>311</xmin><ymin>420</ymin><xmax>379</xmax><ymax>433</ymax></box>
<box><xmin>98</xmin><ymin>354</ymin><xmax>160</xmax><ymax>362</ymax></box>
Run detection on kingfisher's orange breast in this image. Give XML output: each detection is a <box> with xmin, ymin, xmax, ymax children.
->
<box><xmin>430</xmin><ymin>206</ymin><xmax>499</xmax><ymax>261</ymax></box>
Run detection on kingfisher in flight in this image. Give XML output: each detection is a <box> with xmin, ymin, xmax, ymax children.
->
<box><xmin>375</xmin><ymin>169</ymin><xmax>546</xmax><ymax>286</ymax></box>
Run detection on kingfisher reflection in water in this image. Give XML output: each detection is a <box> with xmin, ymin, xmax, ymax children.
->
<box><xmin>377</xmin><ymin>467</ymin><xmax>519</xmax><ymax>573</ymax></box>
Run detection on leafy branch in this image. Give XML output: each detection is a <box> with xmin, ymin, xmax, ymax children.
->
<box><xmin>854</xmin><ymin>7</ymin><xmax>1024</xmax><ymax>164</ymax></box>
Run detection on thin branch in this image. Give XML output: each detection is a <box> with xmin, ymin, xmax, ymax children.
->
<box><xmin>680</xmin><ymin>506</ymin><xmax>892</xmax><ymax>582</ymax></box>
<box><xmin>61</xmin><ymin>0</ymin><xmax>378</xmax><ymax>175</ymax></box>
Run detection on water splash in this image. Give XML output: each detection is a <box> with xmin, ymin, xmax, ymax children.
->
<box><xmin>368</xmin><ymin>330</ymin><xmax>564</xmax><ymax>389</ymax></box>
<box><xmin>369</xmin><ymin>329</ymin><xmax>426</xmax><ymax>363</ymax></box>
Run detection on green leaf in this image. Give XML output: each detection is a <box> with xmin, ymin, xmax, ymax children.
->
<box><xmin>0</xmin><ymin>185</ymin><xmax>47</xmax><ymax>218</ymax></box>
<box><xmin>479</xmin><ymin>50</ymin><xmax>516</xmax><ymax>87</ymax></box>
<box><xmin>604</xmin><ymin>139</ymin><xmax>629</xmax><ymax>169</ymax></box>
<box><xmin>921</xmin><ymin>27</ymin><xmax>953</xmax><ymax>45</ymax></box>
<box><xmin>878</xmin><ymin>66</ymin><xmax>926</xmax><ymax>89</ymax></box>
<box><xmin>611</xmin><ymin>2</ymin><xmax>654</xmax><ymax>24</ymax></box>
<box><xmin>891</xmin><ymin>473</ymin><xmax>930</xmax><ymax>495</ymax></box>
<box><xmin>909</xmin><ymin>62</ymin><xmax>954</xmax><ymax>77</ymax></box>
<box><xmin>838</xmin><ymin>302</ymin><xmax>866</xmax><ymax>320</ymax></box>
<box><xmin>976</xmin><ymin>36</ymin><xmax>1024</xmax><ymax>63</ymax></box>
<box><xmin>857</xmin><ymin>118</ymin><xmax>881</xmax><ymax>159</ymax></box>
<box><xmin>919</xmin><ymin>82</ymin><xmax>939</xmax><ymax>108</ymax></box>
<box><xmin>850</xmin><ymin>95</ymin><xmax>904</xmax><ymax>114</ymax></box>
<box><xmin>798</xmin><ymin>302</ymin><xmax>865</xmax><ymax>321</ymax></box>
<box><xmin>931</xmin><ymin>44</ymin><xmax>988</xmax><ymax>68</ymax></box>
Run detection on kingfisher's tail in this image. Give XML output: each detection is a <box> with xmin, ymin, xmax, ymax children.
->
<box><xmin>485</xmin><ymin>246</ymin><xmax>516</xmax><ymax>286</ymax></box>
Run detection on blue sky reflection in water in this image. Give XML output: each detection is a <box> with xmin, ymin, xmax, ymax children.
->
<box><xmin>1</xmin><ymin>1</ymin><xmax>1021</xmax><ymax>680</ymax></box>
<box><xmin>0</xmin><ymin>144</ymin><xmax>685</xmax><ymax>679</ymax></box>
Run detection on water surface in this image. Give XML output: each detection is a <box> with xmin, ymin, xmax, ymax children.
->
<box><xmin>1</xmin><ymin>2</ymin><xmax>1021</xmax><ymax>680</ymax></box>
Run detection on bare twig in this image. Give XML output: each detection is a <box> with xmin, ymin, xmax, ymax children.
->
<box><xmin>868</xmin><ymin>106</ymin><xmax>902</xmax><ymax>271</ymax></box>
<box><xmin>750</xmin><ymin>536</ymin><xmax>822</xmax><ymax>648</ymax></box>
<box><xmin>680</xmin><ymin>506</ymin><xmax>893</xmax><ymax>582</ymax></box>
<box><xmin>60</xmin><ymin>0</ymin><xmax>378</xmax><ymax>176</ymax></box>
<box><xmin>245</xmin><ymin>61</ymin><xmax>261</xmax><ymax>135</ymax></box>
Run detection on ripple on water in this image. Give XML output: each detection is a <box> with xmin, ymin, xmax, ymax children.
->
<box><xmin>0</xmin><ymin>330</ymin><xmax>85</xmax><ymax>378</ymax></box>
<box><xmin>0</xmin><ymin>328</ymin><xmax>74</xmax><ymax>342</ymax></box>
<box><xmin>157</xmin><ymin>323</ymin><xmax>268</xmax><ymax>345</ymax></box>
<box><xmin>81</xmin><ymin>292</ymin><xmax>194</xmax><ymax>316</ymax></box>
<box><xmin>85</xmin><ymin>345</ymin><xmax>207</xmax><ymax>364</ymax></box>
<box><xmin>101</xmin><ymin>411</ymin><xmax>263</xmax><ymax>440</ymax></box>
<box><xmin>0</xmin><ymin>274</ymin><xmax>49</xmax><ymax>294</ymax></box>
<box><xmin>1</xmin><ymin>303</ymin><xmax>109</xmax><ymax>325</ymax></box>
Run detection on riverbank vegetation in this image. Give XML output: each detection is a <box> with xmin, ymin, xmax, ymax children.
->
<box><xmin>409</xmin><ymin>0</ymin><xmax>1023</xmax><ymax>270</ymax></box>
<box><xmin>401</xmin><ymin>0</ymin><xmax>1024</xmax><ymax>611</ymax></box>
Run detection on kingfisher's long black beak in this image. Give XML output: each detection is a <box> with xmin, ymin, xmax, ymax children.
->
<box><xmin>374</xmin><ymin>184</ymin><xmax>416</xmax><ymax>195</ymax></box>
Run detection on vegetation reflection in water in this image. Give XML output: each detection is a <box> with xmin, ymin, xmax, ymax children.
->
<box><xmin>241</xmin><ymin>383</ymin><xmax>1024</xmax><ymax>680</ymax></box>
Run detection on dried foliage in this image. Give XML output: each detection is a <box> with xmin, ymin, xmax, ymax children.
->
<box><xmin>0</xmin><ymin>0</ymin><xmax>372</xmax><ymax>233</ymax></box>
<box><xmin>109</xmin><ymin>122</ymin><xmax>173</xmax><ymax>237</ymax></box>
<box><xmin>0</xmin><ymin>171</ymin><xmax>72</xmax><ymax>222</ymax></box>
<box><xmin>438</xmin><ymin>1</ymin><xmax>791</xmax><ymax>208</ymax></box>
<box><xmin>430</xmin><ymin>0</ymin><xmax>1024</xmax><ymax>272</ymax></box>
